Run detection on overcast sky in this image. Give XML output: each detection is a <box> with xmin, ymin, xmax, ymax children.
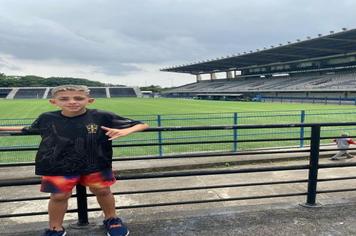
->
<box><xmin>0</xmin><ymin>0</ymin><xmax>356</xmax><ymax>87</ymax></box>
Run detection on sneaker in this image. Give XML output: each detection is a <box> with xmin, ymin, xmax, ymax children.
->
<box><xmin>347</xmin><ymin>155</ymin><xmax>354</xmax><ymax>159</ymax></box>
<box><xmin>103</xmin><ymin>217</ymin><xmax>129</xmax><ymax>236</ymax></box>
<box><xmin>42</xmin><ymin>228</ymin><xmax>66</xmax><ymax>236</ymax></box>
<box><xmin>330</xmin><ymin>157</ymin><xmax>340</xmax><ymax>161</ymax></box>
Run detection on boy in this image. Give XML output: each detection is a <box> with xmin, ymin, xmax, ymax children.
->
<box><xmin>0</xmin><ymin>85</ymin><xmax>149</xmax><ymax>236</ymax></box>
<box><xmin>330</xmin><ymin>132</ymin><xmax>356</xmax><ymax>160</ymax></box>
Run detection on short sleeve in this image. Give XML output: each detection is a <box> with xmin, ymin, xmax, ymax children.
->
<box><xmin>21</xmin><ymin>116</ymin><xmax>42</xmax><ymax>135</ymax></box>
<box><xmin>108</xmin><ymin>113</ymin><xmax>143</xmax><ymax>129</ymax></box>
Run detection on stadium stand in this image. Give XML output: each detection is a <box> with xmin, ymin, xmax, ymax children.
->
<box><xmin>161</xmin><ymin>28</ymin><xmax>356</xmax><ymax>104</ymax></box>
<box><xmin>0</xmin><ymin>88</ymin><xmax>11</xmax><ymax>98</ymax></box>
<box><xmin>87</xmin><ymin>87</ymin><xmax>107</xmax><ymax>98</ymax></box>
<box><xmin>109</xmin><ymin>87</ymin><xmax>137</xmax><ymax>97</ymax></box>
<box><xmin>0</xmin><ymin>86</ymin><xmax>141</xmax><ymax>99</ymax></box>
<box><xmin>13</xmin><ymin>88</ymin><xmax>46</xmax><ymax>99</ymax></box>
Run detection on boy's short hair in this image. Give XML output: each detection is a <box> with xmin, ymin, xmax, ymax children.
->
<box><xmin>51</xmin><ymin>85</ymin><xmax>90</xmax><ymax>97</ymax></box>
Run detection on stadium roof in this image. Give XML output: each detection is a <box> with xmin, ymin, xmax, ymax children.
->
<box><xmin>161</xmin><ymin>28</ymin><xmax>356</xmax><ymax>74</ymax></box>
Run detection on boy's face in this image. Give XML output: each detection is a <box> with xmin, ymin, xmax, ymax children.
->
<box><xmin>49</xmin><ymin>90</ymin><xmax>94</xmax><ymax>116</ymax></box>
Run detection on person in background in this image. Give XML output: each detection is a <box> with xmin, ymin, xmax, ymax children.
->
<box><xmin>330</xmin><ymin>132</ymin><xmax>356</xmax><ymax>160</ymax></box>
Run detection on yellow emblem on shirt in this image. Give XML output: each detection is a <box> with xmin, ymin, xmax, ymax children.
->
<box><xmin>86</xmin><ymin>124</ymin><xmax>98</xmax><ymax>134</ymax></box>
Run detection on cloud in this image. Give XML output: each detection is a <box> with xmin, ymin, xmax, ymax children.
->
<box><xmin>0</xmin><ymin>0</ymin><xmax>356</xmax><ymax>86</ymax></box>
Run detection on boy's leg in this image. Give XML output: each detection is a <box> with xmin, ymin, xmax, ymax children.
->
<box><xmin>81</xmin><ymin>170</ymin><xmax>117</xmax><ymax>219</ymax></box>
<box><xmin>345</xmin><ymin>151</ymin><xmax>354</xmax><ymax>159</ymax></box>
<box><xmin>89</xmin><ymin>186</ymin><xmax>117</xmax><ymax>219</ymax></box>
<box><xmin>83</xmin><ymin>171</ymin><xmax>129</xmax><ymax>235</ymax></box>
<box><xmin>48</xmin><ymin>192</ymin><xmax>72</xmax><ymax>230</ymax></box>
<box><xmin>41</xmin><ymin>175</ymin><xmax>79</xmax><ymax>231</ymax></box>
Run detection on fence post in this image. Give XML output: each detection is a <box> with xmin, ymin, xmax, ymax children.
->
<box><xmin>76</xmin><ymin>184</ymin><xmax>89</xmax><ymax>226</ymax></box>
<box><xmin>233</xmin><ymin>112</ymin><xmax>238</xmax><ymax>152</ymax></box>
<box><xmin>299</xmin><ymin>110</ymin><xmax>305</xmax><ymax>148</ymax></box>
<box><xmin>157</xmin><ymin>115</ymin><xmax>163</xmax><ymax>156</ymax></box>
<box><xmin>305</xmin><ymin>125</ymin><xmax>321</xmax><ymax>206</ymax></box>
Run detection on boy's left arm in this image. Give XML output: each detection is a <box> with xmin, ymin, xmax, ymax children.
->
<box><xmin>101</xmin><ymin>123</ymin><xmax>149</xmax><ymax>140</ymax></box>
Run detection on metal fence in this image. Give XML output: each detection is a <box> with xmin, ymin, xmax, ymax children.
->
<box><xmin>1</xmin><ymin>109</ymin><xmax>356</xmax><ymax>161</ymax></box>
<box><xmin>1</xmin><ymin>122</ymin><xmax>356</xmax><ymax>225</ymax></box>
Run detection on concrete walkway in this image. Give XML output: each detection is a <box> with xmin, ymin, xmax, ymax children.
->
<box><xmin>1</xmin><ymin>146</ymin><xmax>356</xmax><ymax>235</ymax></box>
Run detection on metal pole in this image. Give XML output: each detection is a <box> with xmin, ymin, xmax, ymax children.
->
<box><xmin>157</xmin><ymin>115</ymin><xmax>163</xmax><ymax>156</ymax></box>
<box><xmin>305</xmin><ymin>125</ymin><xmax>320</xmax><ymax>206</ymax></box>
<box><xmin>299</xmin><ymin>110</ymin><xmax>305</xmax><ymax>148</ymax></box>
<box><xmin>233</xmin><ymin>112</ymin><xmax>238</xmax><ymax>152</ymax></box>
<box><xmin>76</xmin><ymin>184</ymin><xmax>89</xmax><ymax>226</ymax></box>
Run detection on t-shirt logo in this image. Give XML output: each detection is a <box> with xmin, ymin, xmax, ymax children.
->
<box><xmin>86</xmin><ymin>123</ymin><xmax>98</xmax><ymax>134</ymax></box>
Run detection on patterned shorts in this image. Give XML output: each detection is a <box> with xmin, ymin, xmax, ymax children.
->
<box><xmin>40</xmin><ymin>169</ymin><xmax>116</xmax><ymax>193</ymax></box>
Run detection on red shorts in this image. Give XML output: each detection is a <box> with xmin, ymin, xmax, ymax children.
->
<box><xmin>40</xmin><ymin>169</ymin><xmax>116</xmax><ymax>193</ymax></box>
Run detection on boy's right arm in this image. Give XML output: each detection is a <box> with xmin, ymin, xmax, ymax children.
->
<box><xmin>0</xmin><ymin>126</ymin><xmax>25</xmax><ymax>132</ymax></box>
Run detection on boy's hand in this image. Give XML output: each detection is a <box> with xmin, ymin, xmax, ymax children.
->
<box><xmin>101</xmin><ymin>126</ymin><xmax>131</xmax><ymax>140</ymax></box>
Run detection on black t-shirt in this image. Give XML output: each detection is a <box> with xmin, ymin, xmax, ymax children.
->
<box><xmin>23</xmin><ymin>109</ymin><xmax>142</xmax><ymax>176</ymax></box>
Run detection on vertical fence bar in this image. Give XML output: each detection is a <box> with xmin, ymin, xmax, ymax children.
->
<box><xmin>157</xmin><ymin>115</ymin><xmax>163</xmax><ymax>156</ymax></box>
<box><xmin>233</xmin><ymin>112</ymin><xmax>238</xmax><ymax>152</ymax></box>
<box><xmin>300</xmin><ymin>110</ymin><xmax>305</xmax><ymax>148</ymax></box>
<box><xmin>76</xmin><ymin>184</ymin><xmax>89</xmax><ymax>226</ymax></box>
<box><xmin>305</xmin><ymin>125</ymin><xmax>321</xmax><ymax>206</ymax></box>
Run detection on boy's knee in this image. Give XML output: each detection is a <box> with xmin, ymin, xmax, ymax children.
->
<box><xmin>50</xmin><ymin>192</ymin><xmax>72</xmax><ymax>201</ymax></box>
<box><xmin>89</xmin><ymin>187</ymin><xmax>111</xmax><ymax>196</ymax></box>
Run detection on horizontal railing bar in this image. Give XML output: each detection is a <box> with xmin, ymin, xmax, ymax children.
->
<box><xmin>117</xmin><ymin>165</ymin><xmax>310</xmax><ymax>180</ymax></box>
<box><xmin>0</xmin><ymin>179</ymin><xmax>308</xmax><ymax>203</ymax></box>
<box><xmin>318</xmin><ymin>162</ymin><xmax>356</xmax><ymax>169</ymax></box>
<box><xmin>1</xmin><ymin>138</ymin><xmax>355</xmax><ymax>154</ymax></box>
<box><xmin>4</xmin><ymin>176</ymin><xmax>356</xmax><ymax>203</ymax></box>
<box><xmin>0</xmin><ymin>196</ymin><xmax>49</xmax><ymax>203</ymax></box>
<box><xmin>2</xmin><ymin>163</ymin><xmax>356</xmax><ymax>188</ymax></box>
<box><xmin>0</xmin><ymin>192</ymin><xmax>308</xmax><ymax>218</ymax></box>
<box><xmin>0</xmin><ymin>178</ymin><xmax>40</xmax><ymax>187</ymax></box>
<box><xmin>112</xmin><ymin>180</ymin><xmax>308</xmax><ymax>195</ymax></box>
<box><xmin>0</xmin><ymin>165</ymin><xmax>308</xmax><ymax>187</ymax></box>
<box><xmin>318</xmin><ymin>176</ymin><xmax>356</xmax><ymax>182</ymax></box>
<box><xmin>1</xmin><ymin>121</ymin><xmax>356</xmax><ymax>136</ymax></box>
<box><xmin>1</xmin><ymin>146</ymin><xmax>353</xmax><ymax>167</ymax></box>
<box><xmin>316</xmin><ymin>188</ymin><xmax>356</xmax><ymax>194</ymax></box>
<box><xmin>108</xmin><ymin>192</ymin><xmax>308</xmax><ymax>210</ymax></box>
<box><xmin>0</xmin><ymin>162</ymin><xmax>34</xmax><ymax>167</ymax></box>
<box><xmin>0</xmin><ymin>211</ymin><xmax>49</xmax><ymax>218</ymax></box>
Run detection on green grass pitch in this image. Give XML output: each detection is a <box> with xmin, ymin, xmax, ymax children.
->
<box><xmin>0</xmin><ymin>97</ymin><xmax>354</xmax><ymax>118</ymax></box>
